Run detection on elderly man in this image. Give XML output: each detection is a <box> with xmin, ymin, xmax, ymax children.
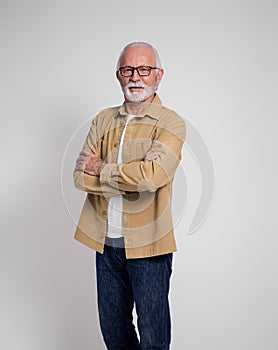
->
<box><xmin>74</xmin><ymin>42</ymin><xmax>185</xmax><ymax>350</ymax></box>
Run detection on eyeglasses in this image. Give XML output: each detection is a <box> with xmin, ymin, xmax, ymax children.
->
<box><xmin>118</xmin><ymin>66</ymin><xmax>159</xmax><ymax>77</ymax></box>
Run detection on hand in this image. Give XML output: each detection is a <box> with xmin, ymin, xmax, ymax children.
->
<box><xmin>85</xmin><ymin>153</ymin><xmax>105</xmax><ymax>176</ymax></box>
<box><xmin>144</xmin><ymin>147</ymin><xmax>162</xmax><ymax>162</ymax></box>
<box><xmin>75</xmin><ymin>149</ymin><xmax>105</xmax><ymax>176</ymax></box>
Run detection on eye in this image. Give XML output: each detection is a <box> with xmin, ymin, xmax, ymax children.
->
<box><xmin>138</xmin><ymin>67</ymin><xmax>150</xmax><ymax>74</ymax></box>
<box><xmin>122</xmin><ymin>67</ymin><xmax>133</xmax><ymax>74</ymax></box>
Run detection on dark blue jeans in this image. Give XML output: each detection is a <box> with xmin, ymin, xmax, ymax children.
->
<box><xmin>96</xmin><ymin>241</ymin><xmax>173</xmax><ymax>350</ymax></box>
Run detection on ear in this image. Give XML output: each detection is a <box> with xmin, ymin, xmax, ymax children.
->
<box><xmin>156</xmin><ymin>68</ymin><xmax>164</xmax><ymax>85</ymax></box>
<box><xmin>116</xmin><ymin>70</ymin><xmax>120</xmax><ymax>81</ymax></box>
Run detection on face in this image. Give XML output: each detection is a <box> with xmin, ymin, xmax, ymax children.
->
<box><xmin>116</xmin><ymin>46</ymin><xmax>164</xmax><ymax>103</ymax></box>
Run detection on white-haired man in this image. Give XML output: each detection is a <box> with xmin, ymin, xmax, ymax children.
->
<box><xmin>74</xmin><ymin>42</ymin><xmax>186</xmax><ymax>350</ymax></box>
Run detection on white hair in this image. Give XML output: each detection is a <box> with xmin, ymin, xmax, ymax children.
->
<box><xmin>116</xmin><ymin>42</ymin><xmax>162</xmax><ymax>70</ymax></box>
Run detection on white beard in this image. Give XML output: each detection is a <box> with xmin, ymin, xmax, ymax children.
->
<box><xmin>122</xmin><ymin>81</ymin><xmax>157</xmax><ymax>103</ymax></box>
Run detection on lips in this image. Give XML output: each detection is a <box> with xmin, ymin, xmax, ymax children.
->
<box><xmin>129</xmin><ymin>86</ymin><xmax>144</xmax><ymax>92</ymax></box>
<box><xmin>128</xmin><ymin>84</ymin><xmax>145</xmax><ymax>94</ymax></box>
<box><xmin>127</xmin><ymin>82</ymin><xmax>145</xmax><ymax>89</ymax></box>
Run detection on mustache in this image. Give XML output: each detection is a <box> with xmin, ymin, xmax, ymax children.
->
<box><xmin>125</xmin><ymin>82</ymin><xmax>145</xmax><ymax>89</ymax></box>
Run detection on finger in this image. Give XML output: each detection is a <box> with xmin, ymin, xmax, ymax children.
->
<box><xmin>79</xmin><ymin>149</ymin><xmax>89</xmax><ymax>156</ymax></box>
<box><xmin>145</xmin><ymin>148</ymin><xmax>160</xmax><ymax>157</ymax></box>
<box><xmin>76</xmin><ymin>156</ymin><xmax>87</xmax><ymax>163</ymax></box>
<box><xmin>144</xmin><ymin>152</ymin><xmax>161</xmax><ymax>162</ymax></box>
<box><xmin>144</xmin><ymin>156</ymin><xmax>156</xmax><ymax>162</ymax></box>
<box><xmin>75</xmin><ymin>163</ymin><xmax>85</xmax><ymax>171</ymax></box>
<box><xmin>145</xmin><ymin>150</ymin><xmax>161</xmax><ymax>158</ymax></box>
<box><xmin>76</xmin><ymin>158</ymin><xmax>86</xmax><ymax>165</ymax></box>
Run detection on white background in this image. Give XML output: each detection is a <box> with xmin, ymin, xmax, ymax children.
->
<box><xmin>1</xmin><ymin>0</ymin><xmax>277</xmax><ymax>349</ymax></box>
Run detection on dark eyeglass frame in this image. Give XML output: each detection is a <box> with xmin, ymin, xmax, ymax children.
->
<box><xmin>118</xmin><ymin>66</ymin><xmax>159</xmax><ymax>77</ymax></box>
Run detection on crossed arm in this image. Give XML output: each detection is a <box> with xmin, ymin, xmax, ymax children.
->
<box><xmin>74</xmin><ymin>148</ymin><xmax>162</xmax><ymax>176</ymax></box>
<box><xmin>74</xmin><ymin>113</ymin><xmax>185</xmax><ymax>195</ymax></box>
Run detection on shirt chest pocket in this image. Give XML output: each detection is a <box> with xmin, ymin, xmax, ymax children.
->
<box><xmin>123</xmin><ymin>138</ymin><xmax>153</xmax><ymax>162</ymax></box>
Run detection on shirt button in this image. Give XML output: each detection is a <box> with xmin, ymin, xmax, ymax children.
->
<box><xmin>114</xmin><ymin>142</ymin><xmax>119</xmax><ymax>147</ymax></box>
<box><xmin>102</xmin><ymin>210</ymin><xmax>107</xmax><ymax>216</ymax></box>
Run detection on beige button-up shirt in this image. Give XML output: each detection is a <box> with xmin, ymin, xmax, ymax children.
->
<box><xmin>74</xmin><ymin>94</ymin><xmax>186</xmax><ymax>258</ymax></box>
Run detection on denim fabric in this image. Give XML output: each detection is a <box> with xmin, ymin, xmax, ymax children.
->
<box><xmin>96</xmin><ymin>243</ymin><xmax>173</xmax><ymax>350</ymax></box>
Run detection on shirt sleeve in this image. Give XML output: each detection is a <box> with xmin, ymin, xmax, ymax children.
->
<box><xmin>73</xmin><ymin>114</ymin><xmax>126</xmax><ymax>197</ymax></box>
<box><xmin>100</xmin><ymin>115</ymin><xmax>186</xmax><ymax>193</ymax></box>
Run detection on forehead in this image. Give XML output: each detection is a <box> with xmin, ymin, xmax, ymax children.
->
<box><xmin>120</xmin><ymin>46</ymin><xmax>156</xmax><ymax>66</ymax></box>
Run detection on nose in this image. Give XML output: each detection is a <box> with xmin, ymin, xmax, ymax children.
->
<box><xmin>130</xmin><ymin>68</ymin><xmax>140</xmax><ymax>82</ymax></box>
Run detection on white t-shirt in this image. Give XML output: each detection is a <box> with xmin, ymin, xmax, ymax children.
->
<box><xmin>106</xmin><ymin>114</ymin><xmax>135</xmax><ymax>238</ymax></box>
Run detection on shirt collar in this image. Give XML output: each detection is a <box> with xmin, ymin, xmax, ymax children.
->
<box><xmin>117</xmin><ymin>94</ymin><xmax>163</xmax><ymax>120</ymax></box>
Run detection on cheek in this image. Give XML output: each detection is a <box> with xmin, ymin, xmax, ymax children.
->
<box><xmin>120</xmin><ymin>77</ymin><xmax>130</xmax><ymax>87</ymax></box>
<box><xmin>142</xmin><ymin>77</ymin><xmax>156</xmax><ymax>87</ymax></box>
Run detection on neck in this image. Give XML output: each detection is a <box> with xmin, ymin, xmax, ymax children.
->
<box><xmin>125</xmin><ymin>94</ymin><xmax>155</xmax><ymax>115</ymax></box>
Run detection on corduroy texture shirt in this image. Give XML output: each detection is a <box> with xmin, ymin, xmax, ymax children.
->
<box><xmin>73</xmin><ymin>94</ymin><xmax>186</xmax><ymax>258</ymax></box>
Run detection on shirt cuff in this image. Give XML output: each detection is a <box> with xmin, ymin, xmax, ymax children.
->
<box><xmin>100</xmin><ymin>163</ymin><xmax>123</xmax><ymax>187</ymax></box>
